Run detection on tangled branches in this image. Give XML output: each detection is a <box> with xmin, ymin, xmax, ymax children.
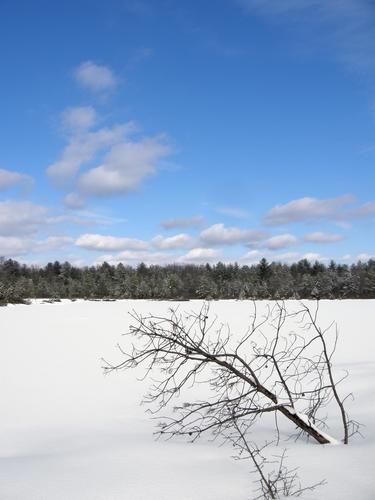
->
<box><xmin>104</xmin><ymin>301</ymin><xmax>358</xmax><ymax>497</ymax></box>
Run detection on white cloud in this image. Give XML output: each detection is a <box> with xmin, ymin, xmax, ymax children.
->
<box><xmin>200</xmin><ymin>223</ymin><xmax>266</xmax><ymax>246</ymax></box>
<box><xmin>37</xmin><ymin>236</ymin><xmax>74</xmax><ymax>252</ymax></box>
<box><xmin>152</xmin><ymin>233</ymin><xmax>194</xmax><ymax>250</ymax></box>
<box><xmin>240</xmin><ymin>249</ymin><xmax>300</xmax><ymax>264</ymax></box>
<box><xmin>0</xmin><ymin>200</ymin><xmax>123</xmax><ymax>240</ymax></box>
<box><xmin>264</xmin><ymin>195</ymin><xmax>375</xmax><ymax>225</ymax></box>
<box><xmin>64</xmin><ymin>192</ymin><xmax>85</xmax><ymax>209</ymax></box>
<box><xmin>77</xmin><ymin>233</ymin><xmax>204</xmax><ymax>259</ymax></box>
<box><xmin>341</xmin><ymin>254</ymin><xmax>352</xmax><ymax>261</ymax></box>
<box><xmin>76</xmin><ymin>233</ymin><xmax>148</xmax><ymax>252</ymax></box>
<box><xmin>353</xmin><ymin>202</ymin><xmax>375</xmax><ymax>217</ymax></box>
<box><xmin>357</xmin><ymin>253</ymin><xmax>375</xmax><ymax>261</ymax></box>
<box><xmin>0</xmin><ymin>236</ymin><xmax>33</xmax><ymax>257</ymax></box>
<box><xmin>265</xmin><ymin>233</ymin><xmax>297</xmax><ymax>250</ymax></box>
<box><xmin>264</xmin><ymin>195</ymin><xmax>354</xmax><ymax>225</ymax></box>
<box><xmin>240</xmin><ymin>249</ymin><xmax>261</xmax><ymax>265</ymax></box>
<box><xmin>160</xmin><ymin>216</ymin><xmax>204</xmax><ymax>230</ymax></box>
<box><xmin>0</xmin><ymin>201</ymin><xmax>49</xmax><ymax>236</ymax></box>
<box><xmin>48</xmin><ymin>110</ymin><xmax>171</xmax><ymax>197</ymax></box>
<box><xmin>74</xmin><ymin>61</ymin><xmax>117</xmax><ymax>92</ymax></box>
<box><xmin>304</xmin><ymin>231</ymin><xmax>344</xmax><ymax>243</ymax></box>
<box><xmin>302</xmin><ymin>252</ymin><xmax>328</xmax><ymax>262</ymax></box>
<box><xmin>95</xmin><ymin>250</ymin><xmax>170</xmax><ymax>266</ymax></box>
<box><xmin>0</xmin><ymin>168</ymin><xmax>33</xmax><ymax>192</ymax></box>
<box><xmin>77</xmin><ymin>137</ymin><xmax>170</xmax><ymax>196</ymax></box>
<box><xmin>49</xmin><ymin>211</ymin><xmax>126</xmax><ymax>227</ymax></box>
<box><xmin>272</xmin><ymin>251</ymin><xmax>300</xmax><ymax>262</ymax></box>
<box><xmin>46</xmin><ymin>214</ymin><xmax>99</xmax><ymax>226</ymax></box>
<box><xmin>178</xmin><ymin>247</ymin><xmax>221</xmax><ymax>263</ymax></box>
<box><xmin>61</xmin><ymin>106</ymin><xmax>97</xmax><ymax>132</ymax></box>
<box><xmin>216</xmin><ymin>207</ymin><xmax>249</xmax><ymax>219</ymax></box>
<box><xmin>341</xmin><ymin>253</ymin><xmax>374</xmax><ymax>262</ymax></box>
<box><xmin>0</xmin><ymin>235</ymin><xmax>73</xmax><ymax>258</ymax></box>
<box><xmin>47</xmin><ymin>124</ymin><xmax>132</xmax><ymax>184</ymax></box>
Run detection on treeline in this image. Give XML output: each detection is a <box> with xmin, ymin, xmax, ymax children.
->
<box><xmin>0</xmin><ymin>257</ymin><xmax>375</xmax><ymax>304</ymax></box>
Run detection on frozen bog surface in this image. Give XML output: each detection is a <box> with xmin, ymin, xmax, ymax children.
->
<box><xmin>0</xmin><ymin>299</ymin><xmax>374</xmax><ymax>499</ymax></box>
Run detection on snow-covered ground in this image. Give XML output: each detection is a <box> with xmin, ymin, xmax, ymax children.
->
<box><xmin>0</xmin><ymin>299</ymin><xmax>374</xmax><ymax>499</ymax></box>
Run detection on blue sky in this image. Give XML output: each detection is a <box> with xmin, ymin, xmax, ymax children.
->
<box><xmin>0</xmin><ymin>0</ymin><xmax>374</xmax><ymax>266</ymax></box>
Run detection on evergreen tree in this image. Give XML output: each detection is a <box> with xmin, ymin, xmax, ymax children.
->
<box><xmin>0</xmin><ymin>256</ymin><xmax>374</xmax><ymax>303</ymax></box>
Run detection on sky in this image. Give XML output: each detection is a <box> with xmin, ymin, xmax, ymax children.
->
<box><xmin>0</xmin><ymin>0</ymin><xmax>374</xmax><ymax>266</ymax></box>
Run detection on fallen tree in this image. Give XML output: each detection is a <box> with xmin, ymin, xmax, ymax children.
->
<box><xmin>105</xmin><ymin>301</ymin><xmax>359</xmax><ymax>497</ymax></box>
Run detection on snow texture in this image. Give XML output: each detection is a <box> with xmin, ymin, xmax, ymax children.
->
<box><xmin>0</xmin><ymin>299</ymin><xmax>374</xmax><ymax>499</ymax></box>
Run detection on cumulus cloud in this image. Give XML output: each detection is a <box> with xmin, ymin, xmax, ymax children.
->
<box><xmin>265</xmin><ymin>233</ymin><xmax>297</xmax><ymax>250</ymax></box>
<box><xmin>47</xmin><ymin>214</ymin><xmax>98</xmax><ymax>227</ymax></box>
<box><xmin>240</xmin><ymin>249</ymin><xmax>261</xmax><ymax>264</ymax></box>
<box><xmin>0</xmin><ymin>235</ymin><xmax>73</xmax><ymax>258</ymax></box>
<box><xmin>341</xmin><ymin>253</ymin><xmax>375</xmax><ymax>262</ymax></box>
<box><xmin>0</xmin><ymin>200</ymin><xmax>124</xmax><ymax>240</ymax></box>
<box><xmin>272</xmin><ymin>251</ymin><xmax>300</xmax><ymax>262</ymax></box>
<box><xmin>0</xmin><ymin>168</ymin><xmax>33</xmax><ymax>192</ymax></box>
<box><xmin>304</xmin><ymin>231</ymin><xmax>344</xmax><ymax>243</ymax></box>
<box><xmin>200</xmin><ymin>223</ymin><xmax>266</xmax><ymax>246</ymax></box>
<box><xmin>76</xmin><ymin>233</ymin><xmax>148</xmax><ymax>252</ymax></box>
<box><xmin>48</xmin><ymin>108</ymin><xmax>171</xmax><ymax>197</ymax></box>
<box><xmin>356</xmin><ymin>252</ymin><xmax>375</xmax><ymax>261</ymax></box>
<box><xmin>61</xmin><ymin>106</ymin><xmax>97</xmax><ymax>132</ymax></box>
<box><xmin>64</xmin><ymin>192</ymin><xmax>85</xmax><ymax>209</ymax></box>
<box><xmin>74</xmin><ymin>61</ymin><xmax>117</xmax><ymax>92</ymax></box>
<box><xmin>0</xmin><ymin>201</ymin><xmax>49</xmax><ymax>236</ymax></box>
<box><xmin>0</xmin><ymin>236</ymin><xmax>33</xmax><ymax>257</ymax></box>
<box><xmin>152</xmin><ymin>233</ymin><xmax>194</xmax><ymax>250</ymax></box>
<box><xmin>178</xmin><ymin>247</ymin><xmax>221</xmax><ymax>263</ymax></box>
<box><xmin>341</xmin><ymin>254</ymin><xmax>352</xmax><ymax>261</ymax></box>
<box><xmin>77</xmin><ymin>137</ymin><xmax>170</xmax><ymax>196</ymax></box>
<box><xmin>37</xmin><ymin>236</ymin><xmax>74</xmax><ymax>251</ymax></box>
<box><xmin>264</xmin><ymin>195</ymin><xmax>375</xmax><ymax>225</ymax></box>
<box><xmin>77</xmin><ymin>232</ymin><xmax>195</xmax><ymax>256</ymax></box>
<box><xmin>0</xmin><ymin>200</ymin><xmax>116</xmax><ymax>244</ymax></box>
<box><xmin>352</xmin><ymin>202</ymin><xmax>375</xmax><ymax>217</ymax></box>
<box><xmin>302</xmin><ymin>252</ymin><xmax>328</xmax><ymax>262</ymax></box>
<box><xmin>240</xmin><ymin>249</ymin><xmax>300</xmax><ymax>264</ymax></box>
<box><xmin>264</xmin><ymin>195</ymin><xmax>354</xmax><ymax>225</ymax></box>
<box><xmin>95</xmin><ymin>250</ymin><xmax>170</xmax><ymax>266</ymax></box>
<box><xmin>47</xmin><ymin>123</ymin><xmax>132</xmax><ymax>184</ymax></box>
<box><xmin>160</xmin><ymin>216</ymin><xmax>204</xmax><ymax>230</ymax></box>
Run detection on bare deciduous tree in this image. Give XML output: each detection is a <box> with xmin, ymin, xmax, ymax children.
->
<box><xmin>104</xmin><ymin>301</ymin><xmax>358</xmax><ymax>497</ymax></box>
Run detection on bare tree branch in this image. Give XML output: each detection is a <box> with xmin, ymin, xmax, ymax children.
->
<box><xmin>104</xmin><ymin>301</ymin><xmax>359</xmax><ymax>498</ymax></box>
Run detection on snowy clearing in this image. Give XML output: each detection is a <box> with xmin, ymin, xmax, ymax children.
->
<box><xmin>0</xmin><ymin>299</ymin><xmax>374</xmax><ymax>499</ymax></box>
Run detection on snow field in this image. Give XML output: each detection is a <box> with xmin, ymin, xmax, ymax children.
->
<box><xmin>0</xmin><ymin>299</ymin><xmax>374</xmax><ymax>499</ymax></box>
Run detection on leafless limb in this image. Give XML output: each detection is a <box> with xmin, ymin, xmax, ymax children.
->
<box><xmin>104</xmin><ymin>301</ymin><xmax>354</xmax><ymax>445</ymax></box>
<box><xmin>231</xmin><ymin>419</ymin><xmax>326</xmax><ymax>499</ymax></box>
<box><xmin>103</xmin><ymin>301</ymin><xmax>358</xmax><ymax>497</ymax></box>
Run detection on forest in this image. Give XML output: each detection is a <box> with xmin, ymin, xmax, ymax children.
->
<box><xmin>0</xmin><ymin>257</ymin><xmax>374</xmax><ymax>304</ymax></box>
